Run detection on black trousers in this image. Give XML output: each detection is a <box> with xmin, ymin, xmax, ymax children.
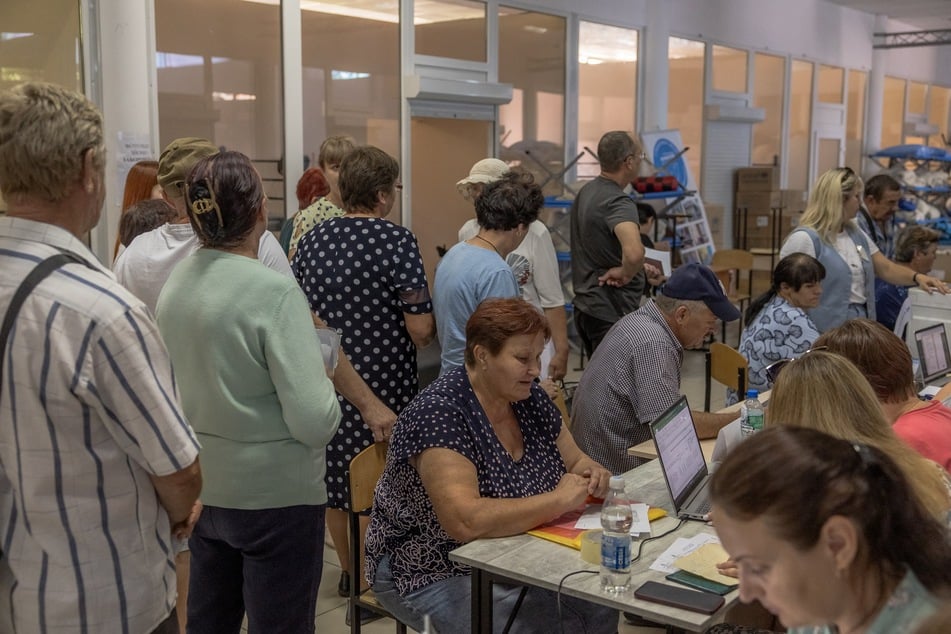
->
<box><xmin>575</xmin><ymin>310</ymin><xmax>616</xmax><ymax>359</ymax></box>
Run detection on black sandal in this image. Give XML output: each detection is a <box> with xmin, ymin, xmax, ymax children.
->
<box><xmin>337</xmin><ymin>570</ymin><xmax>350</xmax><ymax>597</ymax></box>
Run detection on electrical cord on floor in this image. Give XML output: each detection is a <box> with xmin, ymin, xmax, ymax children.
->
<box><xmin>555</xmin><ymin>517</ymin><xmax>688</xmax><ymax>634</ymax></box>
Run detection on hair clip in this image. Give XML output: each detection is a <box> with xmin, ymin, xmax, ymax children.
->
<box><xmin>188</xmin><ymin>182</ymin><xmax>224</xmax><ymax>229</ymax></box>
<box><xmin>852</xmin><ymin>442</ymin><xmax>875</xmax><ymax>468</ymax></box>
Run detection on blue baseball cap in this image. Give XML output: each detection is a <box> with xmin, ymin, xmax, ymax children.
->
<box><xmin>661</xmin><ymin>263</ymin><xmax>741</xmax><ymax>322</ymax></box>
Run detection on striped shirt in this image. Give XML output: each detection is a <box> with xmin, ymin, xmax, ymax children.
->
<box><xmin>0</xmin><ymin>217</ymin><xmax>200</xmax><ymax>633</ymax></box>
<box><xmin>570</xmin><ymin>300</ymin><xmax>684</xmax><ymax>474</ymax></box>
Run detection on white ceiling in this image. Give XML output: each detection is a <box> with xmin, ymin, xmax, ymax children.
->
<box><xmin>824</xmin><ymin>0</ymin><xmax>951</xmax><ymax>30</ymax></box>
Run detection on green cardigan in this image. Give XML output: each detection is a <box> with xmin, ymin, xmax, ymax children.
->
<box><xmin>157</xmin><ymin>248</ymin><xmax>341</xmax><ymax>509</ymax></box>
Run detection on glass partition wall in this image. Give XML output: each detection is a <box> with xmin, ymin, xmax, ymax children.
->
<box><xmin>667</xmin><ymin>37</ymin><xmax>705</xmax><ymax>190</ymax></box>
<box><xmin>787</xmin><ymin>60</ymin><xmax>813</xmax><ymax>191</ymax></box>
<box><xmin>577</xmin><ymin>21</ymin><xmax>638</xmax><ymax>179</ymax></box>
<box><xmin>752</xmin><ymin>53</ymin><xmax>785</xmax><ymax>167</ymax></box>
<box><xmin>499</xmin><ymin>7</ymin><xmax>566</xmax><ymax>197</ymax></box>
<box><xmin>0</xmin><ymin>0</ymin><xmax>84</xmax><ymax>213</ymax></box>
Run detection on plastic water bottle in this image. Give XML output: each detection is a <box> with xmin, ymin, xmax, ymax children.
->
<box><xmin>740</xmin><ymin>389</ymin><xmax>764</xmax><ymax>437</ymax></box>
<box><xmin>600</xmin><ymin>475</ymin><xmax>633</xmax><ymax>593</ymax></box>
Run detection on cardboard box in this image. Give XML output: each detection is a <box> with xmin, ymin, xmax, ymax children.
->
<box><xmin>734</xmin><ymin>206</ymin><xmax>802</xmax><ymax>250</ymax></box>
<box><xmin>735</xmin><ymin>191</ymin><xmax>782</xmax><ymax>212</ymax></box>
<box><xmin>931</xmin><ymin>248</ymin><xmax>951</xmax><ymax>281</ymax></box>
<box><xmin>705</xmin><ymin>203</ymin><xmax>726</xmax><ymax>249</ymax></box>
<box><xmin>781</xmin><ymin>189</ymin><xmax>808</xmax><ymax>214</ymax></box>
<box><xmin>735</xmin><ymin>166</ymin><xmax>781</xmax><ymax>192</ymax></box>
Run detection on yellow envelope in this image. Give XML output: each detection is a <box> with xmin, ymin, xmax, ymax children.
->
<box><xmin>673</xmin><ymin>542</ymin><xmax>735</xmax><ymax>582</ymax></box>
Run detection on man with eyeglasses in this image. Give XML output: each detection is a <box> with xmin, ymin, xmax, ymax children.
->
<box><xmin>570</xmin><ymin>130</ymin><xmax>659</xmax><ymax>358</ymax></box>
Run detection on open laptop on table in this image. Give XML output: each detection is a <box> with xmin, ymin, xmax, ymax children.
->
<box><xmin>649</xmin><ymin>396</ymin><xmax>711</xmax><ymax>521</ymax></box>
<box><xmin>914</xmin><ymin>324</ymin><xmax>951</xmax><ymax>395</ymax></box>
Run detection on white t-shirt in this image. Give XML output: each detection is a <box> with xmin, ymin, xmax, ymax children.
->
<box><xmin>458</xmin><ymin>218</ymin><xmax>565</xmax><ymax>310</ymax></box>
<box><xmin>114</xmin><ymin>223</ymin><xmax>292</xmax><ymax>313</ymax></box>
<box><xmin>780</xmin><ymin>228</ymin><xmax>878</xmax><ymax>304</ymax></box>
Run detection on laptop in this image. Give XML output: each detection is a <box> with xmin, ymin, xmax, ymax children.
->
<box><xmin>915</xmin><ymin>323</ymin><xmax>951</xmax><ymax>386</ymax></box>
<box><xmin>649</xmin><ymin>396</ymin><xmax>712</xmax><ymax>521</ymax></box>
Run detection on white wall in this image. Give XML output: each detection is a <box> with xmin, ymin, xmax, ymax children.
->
<box><xmin>881</xmin><ymin>18</ymin><xmax>951</xmax><ymax>86</ymax></box>
<box><xmin>528</xmin><ymin>0</ymin><xmax>948</xmax><ymax>85</ymax></box>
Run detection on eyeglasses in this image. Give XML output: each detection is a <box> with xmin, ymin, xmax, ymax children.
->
<box><xmin>764</xmin><ymin>346</ymin><xmax>829</xmax><ymax>384</ymax></box>
<box><xmin>839</xmin><ymin>166</ymin><xmax>855</xmax><ymax>182</ymax></box>
<box><xmin>627</xmin><ymin>151</ymin><xmax>648</xmax><ymax>162</ymax></box>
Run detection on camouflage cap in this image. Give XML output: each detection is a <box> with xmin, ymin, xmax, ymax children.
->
<box><xmin>157</xmin><ymin>137</ymin><xmax>219</xmax><ymax>193</ymax></box>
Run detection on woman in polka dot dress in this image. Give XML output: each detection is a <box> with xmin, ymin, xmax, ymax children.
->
<box><xmin>364</xmin><ymin>298</ymin><xmax>617</xmax><ymax>633</ymax></box>
<box><xmin>293</xmin><ymin>146</ymin><xmax>435</xmax><ymax>599</ymax></box>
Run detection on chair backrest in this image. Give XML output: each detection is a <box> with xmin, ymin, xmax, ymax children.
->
<box><xmin>709</xmin><ymin>342</ymin><xmax>749</xmax><ymax>391</ymax></box>
<box><xmin>552</xmin><ymin>386</ymin><xmax>571</xmax><ymax>429</ymax></box>
<box><xmin>711</xmin><ymin>249</ymin><xmax>754</xmax><ymax>296</ymax></box>
<box><xmin>704</xmin><ymin>342</ymin><xmax>749</xmax><ymax>411</ymax></box>
<box><xmin>349</xmin><ymin>443</ymin><xmax>388</xmax><ymax>514</ymax></box>
<box><xmin>711</xmin><ymin>249</ymin><xmax>754</xmax><ymax>271</ymax></box>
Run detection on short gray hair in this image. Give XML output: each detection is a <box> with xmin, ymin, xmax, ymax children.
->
<box><xmin>0</xmin><ymin>82</ymin><xmax>104</xmax><ymax>203</ymax></box>
<box><xmin>654</xmin><ymin>294</ymin><xmax>707</xmax><ymax>316</ymax></box>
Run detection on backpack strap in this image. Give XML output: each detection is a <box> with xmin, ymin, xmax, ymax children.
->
<box><xmin>0</xmin><ymin>252</ymin><xmax>90</xmax><ymax>389</ymax></box>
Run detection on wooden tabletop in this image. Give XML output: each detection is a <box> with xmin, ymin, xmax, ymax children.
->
<box><xmin>450</xmin><ymin>459</ymin><xmax>737</xmax><ymax>632</ymax></box>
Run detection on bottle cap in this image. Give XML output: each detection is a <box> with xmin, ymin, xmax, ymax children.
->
<box><xmin>746</xmin><ymin>389</ymin><xmax>759</xmax><ymax>398</ymax></box>
<box><xmin>609</xmin><ymin>475</ymin><xmax>625</xmax><ymax>489</ymax></box>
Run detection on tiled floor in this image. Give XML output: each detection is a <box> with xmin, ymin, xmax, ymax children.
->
<box><xmin>307</xmin><ymin>326</ymin><xmax>735</xmax><ymax>634</ymax></box>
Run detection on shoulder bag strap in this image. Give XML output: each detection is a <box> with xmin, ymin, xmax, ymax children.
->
<box><xmin>0</xmin><ymin>252</ymin><xmax>89</xmax><ymax>389</ymax></box>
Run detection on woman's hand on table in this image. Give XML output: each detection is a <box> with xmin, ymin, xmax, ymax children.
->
<box><xmin>916</xmin><ymin>273</ymin><xmax>950</xmax><ymax>295</ymax></box>
<box><xmin>555</xmin><ymin>473</ymin><xmax>592</xmax><ymax>509</ymax></box>
<box><xmin>716</xmin><ymin>558</ymin><xmax>739</xmax><ymax>579</ymax></box>
<box><xmin>579</xmin><ymin>465</ymin><xmax>611</xmax><ymax>497</ymax></box>
<box><xmin>703</xmin><ymin>510</ymin><xmax>739</xmax><ymax>578</ymax></box>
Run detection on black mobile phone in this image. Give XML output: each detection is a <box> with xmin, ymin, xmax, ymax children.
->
<box><xmin>634</xmin><ymin>580</ymin><xmax>725</xmax><ymax>614</ymax></box>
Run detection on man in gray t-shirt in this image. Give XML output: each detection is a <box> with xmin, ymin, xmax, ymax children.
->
<box><xmin>570</xmin><ymin>131</ymin><xmax>652</xmax><ymax>357</ymax></box>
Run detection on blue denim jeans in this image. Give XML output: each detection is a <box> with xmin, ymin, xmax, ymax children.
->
<box><xmin>371</xmin><ymin>554</ymin><xmax>619</xmax><ymax>634</ymax></box>
<box><xmin>186</xmin><ymin>504</ymin><xmax>325</xmax><ymax>634</ymax></box>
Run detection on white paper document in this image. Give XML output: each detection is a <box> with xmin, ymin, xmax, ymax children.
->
<box><xmin>573</xmin><ymin>503</ymin><xmax>652</xmax><ymax>535</ymax></box>
<box><xmin>648</xmin><ymin>533</ymin><xmax>722</xmax><ymax>574</ymax></box>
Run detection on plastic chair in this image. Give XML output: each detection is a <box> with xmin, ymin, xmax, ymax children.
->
<box><xmin>704</xmin><ymin>342</ymin><xmax>748</xmax><ymax>412</ymax></box>
<box><xmin>347</xmin><ymin>443</ymin><xmax>408</xmax><ymax>634</ymax></box>
<box><xmin>711</xmin><ymin>249</ymin><xmax>754</xmax><ymax>346</ymax></box>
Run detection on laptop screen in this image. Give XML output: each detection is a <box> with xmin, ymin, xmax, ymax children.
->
<box><xmin>650</xmin><ymin>397</ymin><xmax>707</xmax><ymax>506</ymax></box>
<box><xmin>915</xmin><ymin>324</ymin><xmax>951</xmax><ymax>383</ymax></box>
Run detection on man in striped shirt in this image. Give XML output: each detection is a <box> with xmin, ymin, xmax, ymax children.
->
<box><xmin>570</xmin><ymin>264</ymin><xmax>740</xmax><ymax>474</ymax></box>
<box><xmin>0</xmin><ymin>83</ymin><xmax>202</xmax><ymax>633</ymax></box>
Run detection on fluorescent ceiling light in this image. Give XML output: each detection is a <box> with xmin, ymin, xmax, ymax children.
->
<box><xmin>241</xmin><ymin>0</ymin><xmax>484</xmax><ymax>24</ymax></box>
<box><xmin>213</xmin><ymin>91</ymin><xmax>257</xmax><ymax>101</ymax></box>
<box><xmin>1</xmin><ymin>32</ymin><xmax>33</xmax><ymax>41</ymax></box>
<box><xmin>579</xmin><ymin>22</ymin><xmax>637</xmax><ymax>64</ymax></box>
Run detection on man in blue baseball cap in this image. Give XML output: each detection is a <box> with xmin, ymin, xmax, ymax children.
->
<box><xmin>571</xmin><ymin>263</ymin><xmax>740</xmax><ymax>474</ymax></box>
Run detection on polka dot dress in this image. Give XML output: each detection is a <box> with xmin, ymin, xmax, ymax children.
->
<box><xmin>292</xmin><ymin>216</ymin><xmax>432</xmax><ymax>509</ymax></box>
<box><xmin>365</xmin><ymin>367</ymin><xmax>567</xmax><ymax>595</ymax></box>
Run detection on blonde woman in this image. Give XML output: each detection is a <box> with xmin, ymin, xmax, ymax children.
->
<box><xmin>288</xmin><ymin>135</ymin><xmax>356</xmax><ymax>260</ymax></box>
<box><xmin>779</xmin><ymin>167</ymin><xmax>947</xmax><ymax>333</ymax></box>
<box><xmin>767</xmin><ymin>350</ymin><xmax>950</xmax><ymax>522</ymax></box>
